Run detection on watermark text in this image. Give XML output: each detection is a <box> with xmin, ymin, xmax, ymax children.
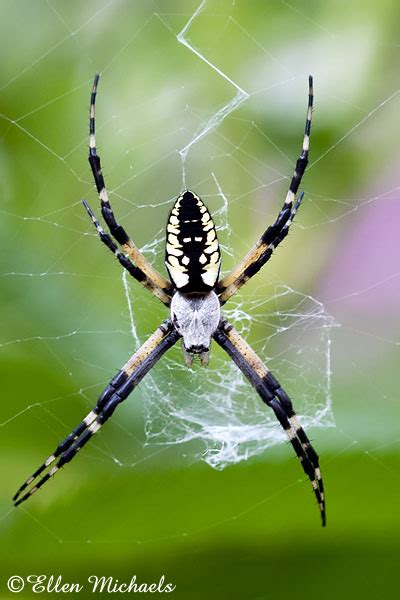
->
<box><xmin>6</xmin><ymin>574</ymin><xmax>176</xmax><ymax>594</ymax></box>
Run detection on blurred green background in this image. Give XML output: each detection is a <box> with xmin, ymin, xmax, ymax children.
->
<box><xmin>1</xmin><ymin>1</ymin><xmax>400</xmax><ymax>598</ymax></box>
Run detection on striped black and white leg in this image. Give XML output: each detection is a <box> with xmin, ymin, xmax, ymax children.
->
<box><xmin>213</xmin><ymin>317</ymin><xmax>325</xmax><ymax>526</ymax></box>
<box><xmin>13</xmin><ymin>320</ymin><xmax>180</xmax><ymax>507</ymax></box>
<box><xmin>83</xmin><ymin>200</ymin><xmax>171</xmax><ymax>306</ymax></box>
<box><xmin>217</xmin><ymin>191</ymin><xmax>304</xmax><ymax>303</ymax></box>
<box><xmin>217</xmin><ymin>76</ymin><xmax>313</xmax><ymax>304</ymax></box>
<box><xmin>88</xmin><ymin>74</ymin><xmax>172</xmax><ymax>301</ymax></box>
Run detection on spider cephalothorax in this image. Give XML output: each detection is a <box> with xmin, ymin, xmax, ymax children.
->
<box><xmin>170</xmin><ymin>289</ymin><xmax>221</xmax><ymax>366</ymax></box>
<box><xmin>13</xmin><ymin>74</ymin><xmax>326</xmax><ymax>526</ymax></box>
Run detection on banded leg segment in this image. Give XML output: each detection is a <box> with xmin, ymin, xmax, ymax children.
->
<box><xmin>217</xmin><ymin>192</ymin><xmax>304</xmax><ymax>303</ymax></box>
<box><xmin>13</xmin><ymin>320</ymin><xmax>180</xmax><ymax>507</ymax></box>
<box><xmin>83</xmin><ymin>200</ymin><xmax>171</xmax><ymax>306</ymax></box>
<box><xmin>217</xmin><ymin>76</ymin><xmax>313</xmax><ymax>304</ymax></box>
<box><xmin>88</xmin><ymin>74</ymin><xmax>172</xmax><ymax>298</ymax></box>
<box><xmin>213</xmin><ymin>317</ymin><xmax>325</xmax><ymax>526</ymax></box>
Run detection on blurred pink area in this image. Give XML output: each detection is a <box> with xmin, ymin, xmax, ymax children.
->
<box><xmin>318</xmin><ymin>180</ymin><xmax>400</xmax><ymax>317</ymax></box>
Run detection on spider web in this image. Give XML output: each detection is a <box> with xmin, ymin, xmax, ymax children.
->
<box><xmin>1</xmin><ymin>0</ymin><xmax>399</xmax><ymax>552</ymax></box>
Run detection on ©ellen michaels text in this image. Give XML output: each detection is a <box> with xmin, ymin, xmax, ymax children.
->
<box><xmin>6</xmin><ymin>574</ymin><xmax>176</xmax><ymax>594</ymax></box>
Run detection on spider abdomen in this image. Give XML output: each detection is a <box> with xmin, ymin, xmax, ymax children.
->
<box><xmin>165</xmin><ymin>190</ymin><xmax>221</xmax><ymax>293</ymax></box>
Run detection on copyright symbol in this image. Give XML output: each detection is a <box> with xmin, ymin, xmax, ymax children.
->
<box><xmin>7</xmin><ymin>576</ymin><xmax>25</xmax><ymax>593</ymax></box>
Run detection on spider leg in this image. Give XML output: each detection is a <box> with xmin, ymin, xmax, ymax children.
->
<box><xmin>83</xmin><ymin>200</ymin><xmax>171</xmax><ymax>306</ymax></box>
<box><xmin>13</xmin><ymin>320</ymin><xmax>179</xmax><ymax>507</ymax></box>
<box><xmin>88</xmin><ymin>74</ymin><xmax>173</xmax><ymax>299</ymax></box>
<box><xmin>213</xmin><ymin>317</ymin><xmax>325</xmax><ymax>526</ymax></box>
<box><xmin>217</xmin><ymin>76</ymin><xmax>313</xmax><ymax>304</ymax></box>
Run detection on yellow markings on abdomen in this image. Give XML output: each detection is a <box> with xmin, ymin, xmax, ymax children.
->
<box><xmin>165</xmin><ymin>190</ymin><xmax>221</xmax><ymax>292</ymax></box>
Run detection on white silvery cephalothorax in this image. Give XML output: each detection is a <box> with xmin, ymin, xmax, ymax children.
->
<box><xmin>170</xmin><ymin>291</ymin><xmax>221</xmax><ymax>366</ymax></box>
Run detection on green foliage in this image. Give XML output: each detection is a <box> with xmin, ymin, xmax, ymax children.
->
<box><xmin>1</xmin><ymin>1</ymin><xmax>399</xmax><ymax>597</ymax></box>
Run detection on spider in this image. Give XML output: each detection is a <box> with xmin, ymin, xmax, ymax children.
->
<box><xmin>13</xmin><ymin>74</ymin><xmax>325</xmax><ymax>526</ymax></box>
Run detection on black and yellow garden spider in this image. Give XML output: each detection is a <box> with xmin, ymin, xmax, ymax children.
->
<box><xmin>13</xmin><ymin>74</ymin><xmax>325</xmax><ymax>526</ymax></box>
